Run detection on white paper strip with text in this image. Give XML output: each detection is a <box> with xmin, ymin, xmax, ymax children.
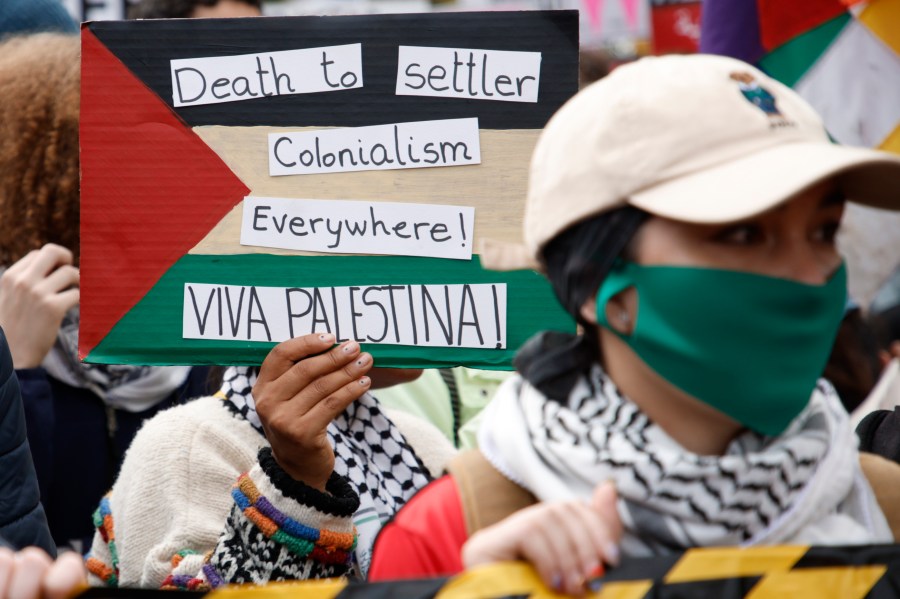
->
<box><xmin>396</xmin><ymin>46</ymin><xmax>541</xmax><ymax>103</ymax></box>
<box><xmin>171</xmin><ymin>43</ymin><xmax>362</xmax><ymax>107</ymax></box>
<box><xmin>268</xmin><ymin>118</ymin><xmax>481</xmax><ymax>176</ymax></box>
<box><xmin>183</xmin><ymin>282</ymin><xmax>507</xmax><ymax>348</ymax></box>
<box><xmin>241</xmin><ymin>196</ymin><xmax>475</xmax><ymax>260</ymax></box>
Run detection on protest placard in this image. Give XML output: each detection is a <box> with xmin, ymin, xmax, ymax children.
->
<box><xmin>79</xmin><ymin>11</ymin><xmax>578</xmax><ymax>368</ymax></box>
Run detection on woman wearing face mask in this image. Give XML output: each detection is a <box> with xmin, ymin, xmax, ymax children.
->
<box><xmin>368</xmin><ymin>54</ymin><xmax>900</xmax><ymax>594</ymax></box>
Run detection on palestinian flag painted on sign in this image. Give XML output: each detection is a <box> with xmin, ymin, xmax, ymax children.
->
<box><xmin>79</xmin><ymin>12</ymin><xmax>578</xmax><ymax>367</ymax></box>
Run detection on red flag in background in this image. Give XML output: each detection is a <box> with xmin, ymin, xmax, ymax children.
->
<box><xmin>651</xmin><ymin>0</ymin><xmax>702</xmax><ymax>54</ymax></box>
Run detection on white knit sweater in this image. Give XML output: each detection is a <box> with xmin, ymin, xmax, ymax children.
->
<box><xmin>85</xmin><ymin>394</ymin><xmax>455</xmax><ymax>589</ymax></box>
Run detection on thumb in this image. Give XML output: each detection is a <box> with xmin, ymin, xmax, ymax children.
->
<box><xmin>591</xmin><ymin>480</ymin><xmax>618</xmax><ymax>513</ymax></box>
<box><xmin>592</xmin><ymin>481</ymin><xmax>623</xmax><ymax>549</ymax></box>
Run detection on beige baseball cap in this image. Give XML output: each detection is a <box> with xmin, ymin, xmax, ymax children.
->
<box><xmin>482</xmin><ymin>54</ymin><xmax>900</xmax><ymax>271</ymax></box>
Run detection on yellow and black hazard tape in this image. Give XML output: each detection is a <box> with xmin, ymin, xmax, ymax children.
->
<box><xmin>76</xmin><ymin>544</ymin><xmax>900</xmax><ymax>599</ymax></box>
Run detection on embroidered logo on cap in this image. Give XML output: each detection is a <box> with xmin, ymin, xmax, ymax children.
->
<box><xmin>730</xmin><ymin>71</ymin><xmax>795</xmax><ymax>129</ymax></box>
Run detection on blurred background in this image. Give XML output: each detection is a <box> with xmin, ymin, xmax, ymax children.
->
<box><xmin>62</xmin><ymin>0</ymin><xmax>683</xmax><ymax>60</ymax></box>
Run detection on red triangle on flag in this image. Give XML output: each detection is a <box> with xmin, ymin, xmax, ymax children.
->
<box><xmin>79</xmin><ymin>29</ymin><xmax>250</xmax><ymax>360</ymax></box>
<box><xmin>757</xmin><ymin>0</ymin><xmax>847</xmax><ymax>51</ymax></box>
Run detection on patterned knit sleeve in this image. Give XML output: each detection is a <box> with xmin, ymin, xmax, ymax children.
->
<box><xmin>87</xmin><ymin>447</ymin><xmax>360</xmax><ymax>590</ymax></box>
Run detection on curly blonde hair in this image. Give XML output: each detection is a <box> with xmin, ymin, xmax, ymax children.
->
<box><xmin>0</xmin><ymin>33</ymin><xmax>80</xmax><ymax>265</ymax></box>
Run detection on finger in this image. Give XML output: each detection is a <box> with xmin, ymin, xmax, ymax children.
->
<box><xmin>551</xmin><ymin>503</ymin><xmax>609</xmax><ymax>592</ymax></box>
<box><xmin>542</xmin><ymin>503</ymin><xmax>611</xmax><ymax>596</ymax></box>
<box><xmin>300</xmin><ymin>375</ymin><xmax>372</xmax><ymax>433</ymax></box>
<box><xmin>35</xmin><ymin>265</ymin><xmax>79</xmax><ymax>295</ymax></box>
<box><xmin>48</xmin><ymin>288</ymin><xmax>80</xmax><ymax>314</ymax></box>
<box><xmin>516</xmin><ymin>505</ymin><xmax>582</xmax><ymax>592</ymax></box>
<box><xmin>580</xmin><ymin>515</ymin><xmax>615</xmax><ymax>577</ymax></box>
<box><xmin>21</xmin><ymin>245</ymin><xmax>74</xmax><ymax>280</ymax></box>
<box><xmin>573</xmin><ymin>508</ymin><xmax>617</xmax><ymax>590</ymax></box>
<box><xmin>461</xmin><ymin>530</ymin><xmax>503</xmax><ymax>569</ymax></box>
<box><xmin>0</xmin><ymin>548</ymin><xmax>14</xmax><ymax>597</ymax></box>
<box><xmin>519</xmin><ymin>517</ymin><xmax>569</xmax><ymax>594</ymax></box>
<box><xmin>292</xmin><ymin>345</ymin><xmax>372</xmax><ymax>403</ymax></box>
<box><xmin>256</xmin><ymin>332</ymin><xmax>336</xmax><ymax>385</ymax></box>
<box><xmin>591</xmin><ymin>482</ymin><xmax>622</xmax><ymax>565</ymax></box>
<box><xmin>43</xmin><ymin>552</ymin><xmax>87</xmax><ymax>599</ymax></box>
<box><xmin>288</xmin><ymin>349</ymin><xmax>373</xmax><ymax>411</ymax></box>
<box><xmin>263</xmin><ymin>340</ymin><xmax>363</xmax><ymax>404</ymax></box>
<box><xmin>8</xmin><ymin>548</ymin><xmax>51</xmax><ymax>599</ymax></box>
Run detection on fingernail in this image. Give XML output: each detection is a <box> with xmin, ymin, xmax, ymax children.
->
<box><xmin>551</xmin><ymin>573</ymin><xmax>563</xmax><ymax>592</ymax></box>
<box><xmin>318</xmin><ymin>333</ymin><xmax>335</xmax><ymax>343</ymax></box>
<box><xmin>342</xmin><ymin>341</ymin><xmax>359</xmax><ymax>353</ymax></box>
<box><xmin>358</xmin><ymin>376</ymin><xmax>370</xmax><ymax>386</ymax></box>
<box><xmin>355</xmin><ymin>354</ymin><xmax>370</xmax><ymax>367</ymax></box>
<box><xmin>586</xmin><ymin>563</ymin><xmax>604</xmax><ymax>593</ymax></box>
<box><xmin>604</xmin><ymin>542</ymin><xmax>620</xmax><ymax>566</ymax></box>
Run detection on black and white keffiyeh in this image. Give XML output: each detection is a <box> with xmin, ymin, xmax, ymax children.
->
<box><xmin>219</xmin><ymin>366</ymin><xmax>432</xmax><ymax>574</ymax></box>
<box><xmin>41</xmin><ymin>308</ymin><xmax>191</xmax><ymax>412</ymax></box>
<box><xmin>479</xmin><ymin>365</ymin><xmax>892</xmax><ymax>555</ymax></box>
<box><xmin>219</xmin><ymin>368</ymin><xmax>261</xmax><ymax>431</ymax></box>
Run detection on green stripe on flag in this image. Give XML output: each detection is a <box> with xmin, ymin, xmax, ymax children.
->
<box><xmin>759</xmin><ymin>13</ymin><xmax>850</xmax><ymax>88</ymax></box>
<box><xmin>85</xmin><ymin>254</ymin><xmax>574</xmax><ymax>369</ymax></box>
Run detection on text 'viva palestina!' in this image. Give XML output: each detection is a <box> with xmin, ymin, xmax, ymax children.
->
<box><xmin>183</xmin><ymin>283</ymin><xmax>507</xmax><ymax>349</ymax></box>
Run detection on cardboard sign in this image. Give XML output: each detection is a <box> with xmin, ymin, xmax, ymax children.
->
<box><xmin>79</xmin><ymin>12</ymin><xmax>578</xmax><ymax>368</ymax></box>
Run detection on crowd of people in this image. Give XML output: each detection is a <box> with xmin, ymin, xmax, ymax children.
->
<box><xmin>0</xmin><ymin>0</ymin><xmax>899</xmax><ymax>597</ymax></box>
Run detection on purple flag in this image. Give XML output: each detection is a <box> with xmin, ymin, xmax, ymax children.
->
<box><xmin>699</xmin><ymin>0</ymin><xmax>765</xmax><ymax>64</ymax></box>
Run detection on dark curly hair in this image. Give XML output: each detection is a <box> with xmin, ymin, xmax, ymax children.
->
<box><xmin>0</xmin><ymin>33</ymin><xmax>80</xmax><ymax>266</ymax></box>
<box><xmin>128</xmin><ymin>0</ymin><xmax>262</xmax><ymax>19</ymax></box>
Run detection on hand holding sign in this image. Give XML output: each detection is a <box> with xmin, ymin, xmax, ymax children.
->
<box><xmin>253</xmin><ymin>332</ymin><xmax>372</xmax><ymax>491</ymax></box>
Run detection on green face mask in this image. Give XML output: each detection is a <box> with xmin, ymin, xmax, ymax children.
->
<box><xmin>596</xmin><ymin>262</ymin><xmax>847</xmax><ymax>436</ymax></box>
